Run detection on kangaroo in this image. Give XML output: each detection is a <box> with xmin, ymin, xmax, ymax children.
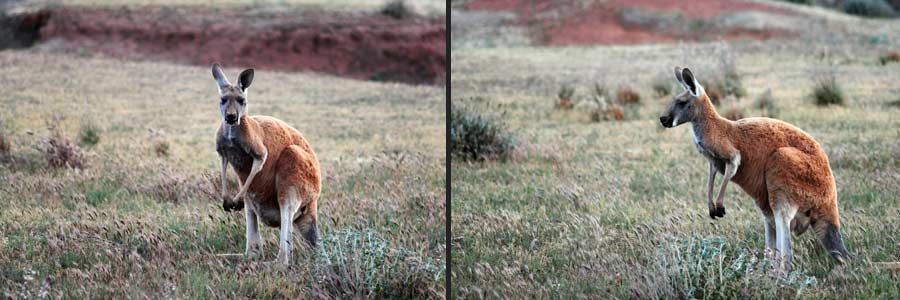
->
<box><xmin>212</xmin><ymin>63</ymin><xmax>321</xmax><ymax>265</ymax></box>
<box><xmin>659</xmin><ymin>67</ymin><xmax>851</xmax><ymax>270</ymax></box>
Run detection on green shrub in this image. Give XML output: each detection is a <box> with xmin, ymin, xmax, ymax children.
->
<box><xmin>78</xmin><ymin>122</ymin><xmax>101</xmax><ymax>147</ymax></box>
<box><xmin>450</xmin><ymin>106</ymin><xmax>516</xmax><ymax>161</ymax></box>
<box><xmin>843</xmin><ymin>0</ymin><xmax>897</xmax><ymax>18</ymax></box>
<box><xmin>39</xmin><ymin>125</ymin><xmax>87</xmax><ymax>169</ymax></box>
<box><xmin>381</xmin><ymin>0</ymin><xmax>414</xmax><ymax>19</ymax></box>
<box><xmin>314</xmin><ymin>228</ymin><xmax>443</xmax><ymax>299</ymax></box>
<box><xmin>555</xmin><ymin>84</ymin><xmax>575</xmax><ymax>109</ymax></box>
<box><xmin>635</xmin><ymin>236</ymin><xmax>818</xmax><ymax>299</ymax></box>
<box><xmin>651</xmin><ymin>77</ymin><xmax>673</xmax><ymax>97</ymax></box>
<box><xmin>813</xmin><ymin>76</ymin><xmax>845</xmax><ymax>106</ymax></box>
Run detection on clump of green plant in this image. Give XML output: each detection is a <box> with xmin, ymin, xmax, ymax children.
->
<box><xmin>812</xmin><ymin>71</ymin><xmax>845</xmax><ymax>106</ymax></box>
<box><xmin>149</xmin><ymin>128</ymin><xmax>170</xmax><ymax>157</ymax></box>
<box><xmin>556</xmin><ymin>83</ymin><xmax>575</xmax><ymax>109</ymax></box>
<box><xmin>880</xmin><ymin>51</ymin><xmax>900</xmax><ymax>65</ymax></box>
<box><xmin>38</xmin><ymin>124</ymin><xmax>87</xmax><ymax>169</ymax></box>
<box><xmin>78</xmin><ymin>121</ymin><xmax>101</xmax><ymax>147</ymax></box>
<box><xmin>450</xmin><ymin>106</ymin><xmax>516</xmax><ymax>161</ymax></box>
<box><xmin>756</xmin><ymin>88</ymin><xmax>780</xmax><ymax>118</ymax></box>
<box><xmin>588</xmin><ymin>83</ymin><xmax>625</xmax><ymax>122</ymax></box>
<box><xmin>381</xmin><ymin>0</ymin><xmax>414</xmax><ymax>19</ymax></box>
<box><xmin>313</xmin><ymin>228</ymin><xmax>444</xmax><ymax>299</ymax></box>
<box><xmin>0</xmin><ymin>128</ymin><xmax>10</xmax><ymax>163</ymax></box>
<box><xmin>842</xmin><ymin>0</ymin><xmax>897</xmax><ymax>18</ymax></box>
<box><xmin>651</xmin><ymin>76</ymin><xmax>673</xmax><ymax>97</ymax></box>
<box><xmin>615</xmin><ymin>86</ymin><xmax>641</xmax><ymax>105</ymax></box>
<box><xmin>705</xmin><ymin>42</ymin><xmax>747</xmax><ymax>105</ymax></box>
<box><xmin>635</xmin><ymin>236</ymin><xmax>818</xmax><ymax>299</ymax></box>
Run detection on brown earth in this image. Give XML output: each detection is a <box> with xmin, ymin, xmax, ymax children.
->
<box><xmin>465</xmin><ymin>0</ymin><xmax>792</xmax><ymax>45</ymax></box>
<box><xmin>7</xmin><ymin>6</ymin><xmax>445</xmax><ymax>85</ymax></box>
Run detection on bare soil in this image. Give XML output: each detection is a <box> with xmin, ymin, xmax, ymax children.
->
<box><xmin>464</xmin><ymin>0</ymin><xmax>792</xmax><ymax>45</ymax></box>
<box><xmin>6</xmin><ymin>6</ymin><xmax>445</xmax><ymax>85</ymax></box>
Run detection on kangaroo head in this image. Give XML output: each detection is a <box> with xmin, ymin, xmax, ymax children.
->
<box><xmin>212</xmin><ymin>63</ymin><xmax>254</xmax><ymax>126</ymax></box>
<box><xmin>660</xmin><ymin>66</ymin><xmax>706</xmax><ymax>128</ymax></box>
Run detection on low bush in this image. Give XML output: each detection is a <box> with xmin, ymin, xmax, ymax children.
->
<box><xmin>450</xmin><ymin>106</ymin><xmax>516</xmax><ymax>161</ymax></box>
<box><xmin>78</xmin><ymin>122</ymin><xmax>101</xmax><ymax>147</ymax></box>
<box><xmin>843</xmin><ymin>0</ymin><xmax>897</xmax><ymax>18</ymax></box>
<box><xmin>556</xmin><ymin>84</ymin><xmax>575</xmax><ymax>109</ymax></box>
<box><xmin>813</xmin><ymin>75</ymin><xmax>845</xmax><ymax>106</ymax></box>
<box><xmin>880</xmin><ymin>51</ymin><xmax>900</xmax><ymax>65</ymax></box>
<box><xmin>616</xmin><ymin>86</ymin><xmax>641</xmax><ymax>105</ymax></box>
<box><xmin>38</xmin><ymin>125</ymin><xmax>87</xmax><ymax>169</ymax></box>
<box><xmin>314</xmin><ymin>228</ymin><xmax>444</xmax><ymax>299</ymax></box>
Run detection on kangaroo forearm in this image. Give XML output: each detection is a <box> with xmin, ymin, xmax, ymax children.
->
<box><xmin>706</xmin><ymin>163</ymin><xmax>716</xmax><ymax>204</ymax></box>
<box><xmin>715</xmin><ymin>163</ymin><xmax>736</xmax><ymax>204</ymax></box>
<box><xmin>236</xmin><ymin>153</ymin><xmax>267</xmax><ymax>197</ymax></box>
<box><xmin>220</xmin><ymin>156</ymin><xmax>228</xmax><ymax>195</ymax></box>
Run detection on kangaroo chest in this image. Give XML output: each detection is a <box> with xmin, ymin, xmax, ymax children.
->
<box><xmin>216</xmin><ymin>128</ymin><xmax>253</xmax><ymax>174</ymax></box>
<box><xmin>692</xmin><ymin>125</ymin><xmax>727</xmax><ymax>174</ymax></box>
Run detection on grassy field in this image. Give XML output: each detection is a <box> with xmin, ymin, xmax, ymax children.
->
<box><xmin>450</xmin><ymin>5</ymin><xmax>900</xmax><ymax>299</ymax></box>
<box><xmin>0</xmin><ymin>50</ymin><xmax>445</xmax><ymax>298</ymax></box>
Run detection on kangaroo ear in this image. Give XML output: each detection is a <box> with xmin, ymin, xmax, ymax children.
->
<box><xmin>212</xmin><ymin>63</ymin><xmax>230</xmax><ymax>93</ymax></box>
<box><xmin>237</xmin><ymin>69</ymin><xmax>254</xmax><ymax>92</ymax></box>
<box><xmin>674</xmin><ymin>66</ymin><xmax>689</xmax><ymax>90</ymax></box>
<box><xmin>681</xmin><ymin>68</ymin><xmax>703</xmax><ymax>97</ymax></box>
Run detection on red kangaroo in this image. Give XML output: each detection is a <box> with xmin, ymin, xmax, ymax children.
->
<box><xmin>212</xmin><ymin>63</ymin><xmax>321</xmax><ymax>265</ymax></box>
<box><xmin>659</xmin><ymin>67</ymin><xmax>851</xmax><ymax>270</ymax></box>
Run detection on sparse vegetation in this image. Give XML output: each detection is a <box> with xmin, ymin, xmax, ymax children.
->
<box><xmin>756</xmin><ymin>88</ymin><xmax>780</xmax><ymax>118</ymax></box>
<box><xmin>722</xmin><ymin>100</ymin><xmax>745</xmax><ymax>121</ymax></box>
<box><xmin>382</xmin><ymin>0</ymin><xmax>415</xmax><ymax>19</ymax></box>
<box><xmin>38</xmin><ymin>124</ymin><xmax>88</xmax><ymax>169</ymax></box>
<box><xmin>615</xmin><ymin>86</ymin><xmax>641</xmax><ymax>105</ymax></box>
<box><xmin>585</xmin><ymin>83</ymin><xmax>626</xmax><ymax>122</ymax></box>
<box><xmin>842</xmin><ymin>0</ymin><xmax>897</xmax><ymax>18</ymax></box>
<box><xmin>450</xmin><ymin>105</ymin><xmax>516</xmax><ymax>161</ymax></box>
<box><xmin>556</xmin><ymin>83</ymin><xmax>575</xmax><ymax>109</ymax></box>
<box><xmin>880</xmin><ymin>51</ymin><xmax>900</xmax><ymax>65</ymax></box>
<box><xmin>78</xmin><ymin>121</ymin><xmax>101</xmax><ymax>147</ymax></box>
<box><xmin>0</xmin><ymin>128</ymin><xmax>10</xmax><ymax>163</ymax></box>
<box><xmin>651</xmin><ymin>76</ymin><xmax>673</xmax><ymax>97</ymax></box>
<box><xmin>813</xmin><ymin>71</ymin><xmax>845</xmax><ymax>106</ymax></box>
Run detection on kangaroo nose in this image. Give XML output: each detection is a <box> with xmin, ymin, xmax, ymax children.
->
<box><xmin>225</xmin><ymin>114</ymin><xmax>238</xmax><ymax>124</ymax></box>
<box><xmin>660</xmin><ymin>116</ymin><xmax>671</xmax><ymax>127</ymax></box>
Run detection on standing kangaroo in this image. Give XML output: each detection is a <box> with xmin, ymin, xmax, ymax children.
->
<box><xmin>659</xmin><ymin>67</ymin><xmax>851</xmax><ymax>270</ymax></box>
<box><xmin>212</xmin><ymin>63</ymin><xmax>321</xmax><ymax>265</ymax></box>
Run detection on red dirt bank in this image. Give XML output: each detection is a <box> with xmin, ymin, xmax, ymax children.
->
<box><xmin>466</xmin><ymin>0</ymin><xmax>791</xmax><ymax>45</ymax></box>
<box><xmin>35</xmin><ymin>7</ymin><xmax>445</xmax><ymax>85</ymax></box>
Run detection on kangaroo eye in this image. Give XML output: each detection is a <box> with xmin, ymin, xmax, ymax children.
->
<box><xmin>676</xmin><ymin>101</ymin><xmax>686</xmax><ymax>107</ymax></box>
<box><xmin>237</xmin><ymin>98</ymin><xmax>245</xmax><ymax>105</ymax></box>
<box><xmin>220</xmin><ymin>98</ymin><xmax>227</xmax><ymax>104</ymax></box>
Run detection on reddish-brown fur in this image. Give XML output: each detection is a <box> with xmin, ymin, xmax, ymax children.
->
<box><xmin>689</xmin><ymin>93</ymin><xmax>839</xmax><ymax>226</ymax></box>
<box><xmin>216</xmin><ymin>115</ymin><xmax>321</xmax><ymax>227</ymax></box>
<box><xmin>661</xmin><ymin>67</ymin><xmax>850</xmax><ymax>267</ymax></box>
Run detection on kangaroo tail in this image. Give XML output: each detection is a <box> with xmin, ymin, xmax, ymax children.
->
<box><xmin>818</xmin><ymin>221</ymin><xmax>852</xmax><ymax>264</ymax></box>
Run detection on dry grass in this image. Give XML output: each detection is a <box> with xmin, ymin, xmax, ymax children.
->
<box><xmin>451</xmin><ymin>11</ymin><xmax>900</xmax><ymax>298</ymax></box>
<box><xmin>0</xmin><ymin>50</ymin><xmax>445</xmax><ymax>298</ymax></box>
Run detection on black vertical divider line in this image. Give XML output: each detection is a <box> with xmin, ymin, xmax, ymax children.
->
<box><xmin>444</xmin><ymin>0</ymin><xmax>452</xmax><ymax>298</ymax></box>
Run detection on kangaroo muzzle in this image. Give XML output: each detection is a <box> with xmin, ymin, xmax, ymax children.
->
<box><xmin>660</xmin><ymin>116</ymin><xmax>673</xmax><ymax>128</ymax></box>
<box><xmin>225</xmin><ymin>114</ymin><xmax>239</xmax><ymax>125</ymax></box>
